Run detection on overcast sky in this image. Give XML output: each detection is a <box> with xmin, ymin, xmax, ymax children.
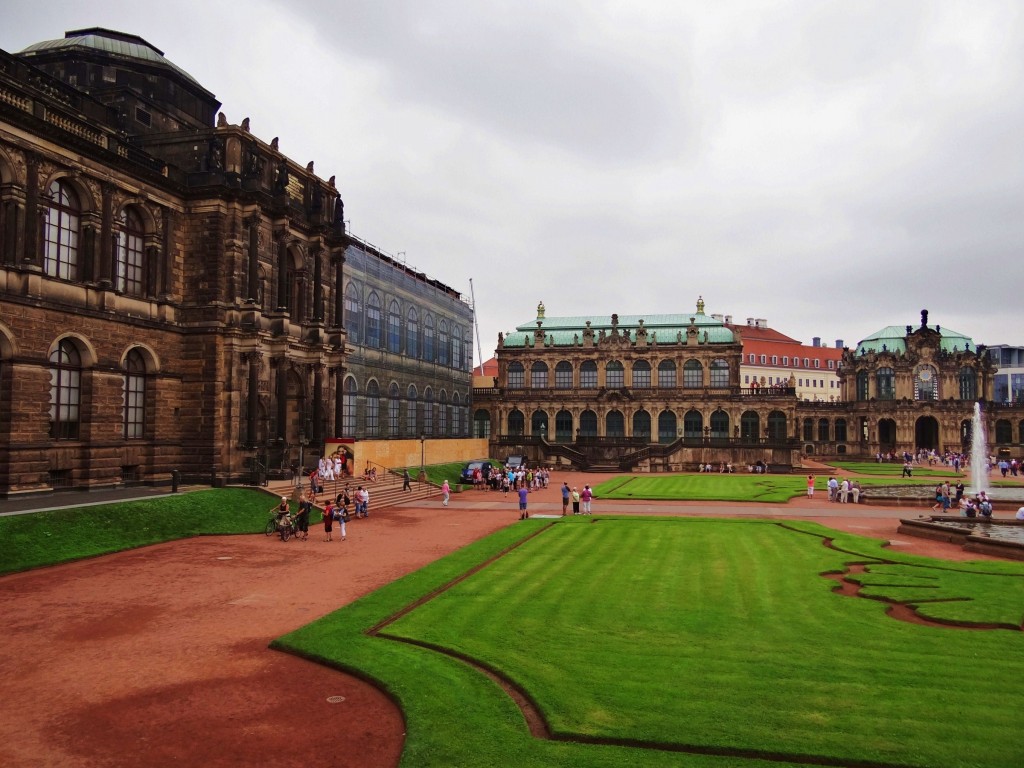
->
<box><xmin>5</xmin><ymin>1</ymin><xmax>1022</xmax><ymax>362</ymax></box>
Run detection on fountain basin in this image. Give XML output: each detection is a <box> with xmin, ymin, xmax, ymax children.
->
<box><xmin>897</xmin><ymin>517</ymin><xmax>1024</xmax><ymax>561</ymax></box>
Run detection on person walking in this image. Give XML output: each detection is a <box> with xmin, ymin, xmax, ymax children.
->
<box><xmin>561</xmin><ymin>482</ymin><xmax>570</xmax><ymax>515</ymax></box>
<box><xmin>581</xmin><ymin>485</ymin><xmax>593</xmax><ymax>515</ymax></box>
<box><xmin>441</xmin><ymin>479</ymin><xmax>451</xmax><ymax>507</ymax></box>
<box><xmin>358</xmin><ymin>486</ymin><xmax>370</xmax><ymax>518</ymax></box>
<box><xmin>295</xmin><ymin>491</ymin><xmax>311</xmax><ymax>541</ymax></box>
<box><xmin>403</xmin><ymin>468</ymin><xmax>413</xmax><ymax>491</ymax></box>
<box><xmin>517</xmin><ymin>485</ymin><xmax>529</xmax><ymax>519</ymax></box>
<box><xmin>806</xmin><ymin>475</ymin><xmax>815</xmax><ymax>498</ymax></box>
<box><xmin>323</xmin><ymin>500</ymin><xmax>334</xmax><ymax>542</ymax></box>
<box><xmin>571</xmin><ymin>487</ymin><xmax>581</xmax><ymax>515</ymax></box>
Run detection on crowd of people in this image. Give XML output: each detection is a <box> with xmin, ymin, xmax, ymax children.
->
<box><xmin>269</xmin><ymin>482</ymin><xmax>373</xmax><ymax>543</ymax></box>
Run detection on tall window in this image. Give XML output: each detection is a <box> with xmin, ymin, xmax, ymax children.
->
<box><xmin>365</xmin><ymin>380</ymin><xmax>380</xmax><ymax>436</ymax></box>
<box><xmin>406</xmin><ymin>307</ymin><xmax>419</xmax><ymax>358</ymax></box>
<box><xmin>452</xmin><ymin>327</ymin><xmax>463</xmax><ymax>369</ymax></box>
<box><xmin>834</xmin><ymin>418</ymin><xmax>848</xmax><ymax>442</ymax></box>
<box><xmin>579</xmin><ymin>409</ymin><xmax>598</xmax><ymax>437</ymax></box>
<box><xmin>438</xmin><ymin>391</ymin><xmax>448</xmax><ymax>434</ymax></box>
<box><xmin>44</xmin><ymin>180</ymin><xmax>80</xmax><ymax>280</ymax></box>
<box><xmin>683</xmin><ymin>409</ymin><xmax>703</xmax><ymax>438</ymax></box>
<box><xmin>683</xmin><ymin>360</ymin><xmax>702</xmax><ymax>388</ymax></box>
<box><xmin>555</xmin><ymin>361</ymin><xmax>573</xmax><ymax>389</ymax></box>
<box><xmin>803</xmin><ymin>418</ymin><xmax>814</xmax><ymax>441</ymax></box>
<box><xmin>344</xmin><ymin>284</ymin><xmax>361</xmax><ymax>344</ymax></box>
<box><xmin>633</xmin><ymin>409</ymin><xmax>651</xmax><ymax>440</ymax></box>
<box><xmin>632</xmin><ymin>361</ymin><xmax>651</xmax><ymax>388</ymax></box>
<box><xmin>438</xmin><ymin>320</ymin><xmax>450</xmax><ymax>365</ymax></box>
<box><xmin>507</xmin><ymin>362</ymin><xmax>525</xmax><ymax>389</ymax></box>
<box><xmin>342</xmin><ymin>377</ymin><xmax>358</xmax><ymax>435</ymax></box>
<box><xmin>856</xmin><ymin>371</ymin><xmax>869</xmax><ymax>400</ymax></box>
<box><xmin>389</xmin><ymin>383</ymin><xmax>400</xmax><ymax>436</ymax></box>
<box><xmin>452</xmin><ymin>392</ymin><xmax>462</xmax><ymax>436</ymax></box>
<box><xmin>508</xmin><ymin>409</ymin><xmax>525</xmax><ymax>436</ymax></box>
<box><xmin>423</xmin><ymin>314</ymin><xmax>435</xmax><ymax>361</ymax></box>
<box><xmin>49</xmin><ymin>339</ymin><xmax>81</xmax><ymax>440</ymax></box>
<box><xmin>740</xmin><ymin>411</ymin><xmax>760</xmax><ymax>440</ymax></box>
<box><xmin>580</xmin><ymin>361</ymin><xmax>598</xmax><ymax>388</ymax></box>
<box><xmin>387</xmin><ymin>300</ymin><xmax>401</xmax><ymax>353</ymax></box>
<box><xmin>406</xmin><ymin>384</ymin><xmax>418</xmax><ymax>435</ymax></box>
<box><xmin>818</xmin><ymin>418</ymin><xmax>830</xmax><ymax>441</ymax></box>
<box><xmin>914</xmin><ymin>365</ymin><xmax>938</xmax><ymax>401</ymax></box>
<box><xmin>555</xmin><ymin>410</ymin><xmax>573</xmax><ymax>442</ymax></box>
<box><xmin>658</xmin><ymin>410</ymin><xmax>677</xmax><ymax>443</ymax></box>
<box><xmin>710</xmin><ymin>359</ymin><xmax>729</xmax><ymax>388</ymax></box>
<box><xmin>423</xmin><ymin>388</ymin><xmax>434</xmax><ymax>435</ymax></box>
<box><xmin>116</xmin><ymin>208</ymin><xmax>145</xmax><ymax>295</ymax></box>
<box><xmin>606</xmin><ymin>361</ymin><xmax>624</xmax><ymax>389</ymax></box>
<box><xmin>606</xmin><ymin>410</ymin><xmax>625</xmax><ymax>437</ymax></box>
<box><xmin>959</xmin><ymin>367</ymin><xmax>977</xmax><ymax>400</ymax></box>
<box><xmin>876</xmin><ymin>367</ymin><xmax>895</xmax><ymax>400</ymax></box>
<box><xmin>365</xmin><ymin>293</ymin><xmax>382</xmax><ymax>348</ymax></box>
<box><xmin>123</xmin><ymin>349</ymin><xmax>146</xmax><ymax>439</ymax></box>
<box><xmin>531</xmin><ymin>361</ymin><xmax>548</xmax><ymax>388</ymax></box>
<box><xmin>710</xmin><ymin>409</ymin><xmax>729</xmax><ymax>438</ymax></box>
<box><xmin>658</xmin><ymin>360</ymin><xmax>676</xmax><ymax>388</ymax></box>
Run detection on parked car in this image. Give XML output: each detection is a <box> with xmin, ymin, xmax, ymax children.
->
<box><xmin>461</xmin><ymin>460</ymin><xmax>491</xmax><ymax>483</ymax></box>
<box><xmin>505</xmin><ymin>455</ymin><xmax>525</xmax><ymax>469</ymax></box>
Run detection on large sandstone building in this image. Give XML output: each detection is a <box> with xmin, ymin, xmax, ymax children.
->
<box><xmin>0</xmin><ymin>28</ymin><xmax>472</xmax><ymax>495</ymax></box>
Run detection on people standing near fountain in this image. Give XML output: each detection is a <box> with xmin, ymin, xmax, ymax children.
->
<box><xmin>851</xmin><ymin>480</ymin><xmax>861</xmax><ymax>504</ymax></box>
<box><xmin>931</xmin><ymin>482</ymin><xmax>945</xmax><ymax>513</ymax></box>
<box><xmin>828</xmin><ymin>476</ymin><xmax>838</xmax><ymax>502</ymax></box>
<box><xmin>839</xmin><ymin>478</ymin><xmax>850</xmax><ymax>503</ymax></box>
<box><xmin>941</xmin><ymin>481</ymin><xmax>952</xmax><ymax>512</ymax></box>
<box><xmin>954</xmin><ymin>481</ymin><xmax>965</xmax><ymax>507</ymax></box>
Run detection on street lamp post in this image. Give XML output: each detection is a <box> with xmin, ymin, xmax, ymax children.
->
<box><xmin>419</xmin><ymin>432</ymin><xmax>426</xmax><ymax>482</ymax></box>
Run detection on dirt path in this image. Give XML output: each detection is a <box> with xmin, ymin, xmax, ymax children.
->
<box><xmin>0</xmin><ymin>472</ymin><xmax>1008</xmax><ymax>767</ymax></box>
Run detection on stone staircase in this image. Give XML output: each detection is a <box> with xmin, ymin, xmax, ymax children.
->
<box><xmin>266</xmin><ymin>470</ymin><xmax>438</xmax><ymax>511</ymax></box>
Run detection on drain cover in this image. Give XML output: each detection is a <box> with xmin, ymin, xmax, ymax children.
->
<box><xmin>327</xmin><ymin>696</ymin><xmax>346</xmax><ymax>704</ymax></box>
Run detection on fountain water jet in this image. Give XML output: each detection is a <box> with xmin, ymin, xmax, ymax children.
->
<box><xmin>970</xmin><ymin>401</ymin><xmax>989</xmax><ymax>496</ymax></box>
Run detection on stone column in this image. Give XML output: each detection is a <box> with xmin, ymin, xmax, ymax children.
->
<box><xmin>333</xmin><ymin>365</ymin><xmax>345</xmax><ymax>436</ymax></box>
<box><xmin>97</xmin><ymin>183</ymin><xmax>114</xmax><ymax>287</ymax></box>
<box><xmin>331</xmin><ymin>248</ymin><xmax>345</xmax><ymax>328</ymax></box>
<box><xmin>274</xmin><ymin>357</ymin><xmax>288</xmax><ymax>441</ymax></box>
<box><xmin>312</xmin><ymin>363</ymin><xmax>324</xmax><ymax>443</ymax></box>
<box><xmin>23</xmin><ymin>154</ymin><xmax>41</xmax><ymax>268</ymax></box>
<box><xmin>275</xmin><ymin>229</ymin><xmax>289</xmax><ymax>310</ymax></box>
<box><xmin>311</xmin><ymin>245</ymin><xmax>323</xmax><ymax>322</ymax></box>
<box><xmin>245</xmin><ymin>213</ymin><xmax>260</xmax><ymax>303</ymax></box>
<box><xmin>244</xmin><ymin>352</ymin><xmax>262</xmax><ymax>446</ymax></box>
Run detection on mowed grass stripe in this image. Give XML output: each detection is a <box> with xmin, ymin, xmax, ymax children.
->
<box><xmin>387</xmin><ymin>519</ymin><xmax>1024</xmax><ymax>766</ymax></box>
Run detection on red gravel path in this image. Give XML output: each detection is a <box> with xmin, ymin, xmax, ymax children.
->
<box><xmin>0</xmin><ymin>472</ymin><xmax>1007</xmax><ymax>767</ymax></box>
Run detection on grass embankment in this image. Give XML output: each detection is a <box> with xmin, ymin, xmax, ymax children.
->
<box><xmin>591</xmin><ymin>474</ymin><xmax>935</xmax><ymax>503</ymax></box>
<box><xmin>0</xmin><ymin>487</ymin><xmax>274</xmax><ymax>575</ymax></box>
<box><xmin>278</xmin><ymin>517</ymin><xmax>1024</xmax><ymax>768</ymax></box>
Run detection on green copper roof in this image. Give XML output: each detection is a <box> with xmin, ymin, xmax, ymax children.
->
<box><xmin>501</xmin><ymin>312</ymin><xmax>736</xmax><ymax>348</ymax></box>
<box><xmin>21</xmin><ymin>28</ymin><xmax>206</xmax><ymax>91</ymax></box>
<box><xmin>855</xmin><ymin>325</ymin><xmax>975</xmax><ymax>356</ymax></box>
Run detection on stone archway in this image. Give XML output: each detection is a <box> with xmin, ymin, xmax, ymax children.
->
<box><xmin>915</xmin><ymin>416</ymin><xmax>939</xmax><ymax>451</ymax></box>
<box><xmin>878</xmin><ymin>418</ymin><xmax>897</xmax><ymax>451</ymax></box>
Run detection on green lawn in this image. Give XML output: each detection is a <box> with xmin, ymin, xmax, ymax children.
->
<box><xmin>277</xmin><ymin>518</ymin><xmax>1024</xmax><ymax>767</ymax></box>
<box><xmin>0</xmin><ymin>487</ymin><xmax>277</xmax><ymax>575</ymax></box>
<box><xmin>591</xmin><ymin>474</ymin><xmax>935</xmax><ymax>503</ymax></box>
<box><xmin>826</xmin><ymin>461</ymin><xmax>962</xmax><ymax>477</ymax></box>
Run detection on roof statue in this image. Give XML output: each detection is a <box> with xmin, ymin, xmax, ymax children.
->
<box><xmin>537</xmin><ymin>301</ymin><xmax>545</xmax><ymax>319</ymax></box>
<box><xmin>696</xmin><ymin>296</ymin><xmax>705</xmax><ymax>315</ymax></box>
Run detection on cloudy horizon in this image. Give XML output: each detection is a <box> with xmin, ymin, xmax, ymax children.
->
<box><xmin>4</xmin><ymin>0</ymin><xmax>1021</xmax><ymax>362</ymax></box>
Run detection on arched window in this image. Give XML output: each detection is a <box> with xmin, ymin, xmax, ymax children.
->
<box><xmin>958</xmin><ymin>367</ymin><xmax>977</xmax><ymax>400</ymax></box>
<box><xmin>856</xmin><ymin>371</ymin><xmax>869</xmax><ymax>400</ymax></box>
<box><xmin>406</xmin><ymin>384</ymin><xmax>419</xmax><ymax>435</ymax></box>
<box><xmin>365</xmin><ymin>380</ymin><xmax>380</xmax><ymax>436</ymax></box>
<box><xmin>285</xmin><ymin>250</ymin><xmax>303</xmax><ymax>318</ymax></box>
<box><xmin>365</xmin><ymin>293</ymin><xmax>382</xmax><ymax>348</ymax></box>
<box><xmin>342</xmin><ymin>377</ymin><xmax>358</xmax><ymax>435</ymax></box>
<box><xmin>123</xmin><ymin>348</ymin><xmax>146</xmax><ymax>439</ymax></box>
<box><xmin>406</xmin><ymin>307</ymin><xmax>419</xmax><ymax>358</ymax></box>
<box><xmin>438</xmin><ymin>390</ymin><xmax>448</xmax><ymax>434</ymax></box>
<box><xmin>555</xmin><ymin>409</ymin><xmax>573</xmax><ymax>442</ymax></box>
<box><xmin>658</xmin><ymin>410</ymin><xmax>677</xmax><ymax>443</ymax></box>
<box><xmin>658</xmin><ymin>360</ymin><xmax>677</xmax><ymax>388</ymax></box>
<box><xmin>834</xmin><ymin>418</ymin><xmax>847</xmax><ymax>442</ymax></box>
<box><xmin>579</xmin><ymin>409</ymin><xmax>598</xmax><ymax>437</ymax></box>
<box><xmin>631</xmin><ymin>360</ymin><xmax>651</xmax><ymax>389</ymax></box>
<box><xmin>818</xmin><ymin>418</ymin><xmax>830</xmax><ymax>442</ymax></box>
<box><xmin>49</xmin><ymin>339</ymin><xmax>82</xmax><ymax>439</ymax></box>
<box><xmin>388</xmin><ymin>382</ymin><xmax>400</xmax><ymax>436</ymax></box>
<box><xmin>555</xmin><ymin>361</ymin><xmax>573</xmax><ymax>389</ymax></box>
<box><xmin>606</xmin><ymin>410</ymin><xmax>625</xmax><ymax>437</ymax></box>
<box><xmin>710</xmin><ymin>409</ymin><xmax>729</xmax><ymax>438</ymax></box>
<box><xmin>423</xmin><ymin>387</ymin><xmax>434</xmax><ymax>435</ymax></box>
<box><xmin>914</xmin><ymin>365</ymin><xmax>938</xmax><ymax>401</ymax></box>
<box><xmin>531</xmin><ymin>409</ymin><xmax>548</xmax><ymax>438</ymax></box>
<box><xmin>531</xmin><ymin>361</ymin><xmax>549</xmax><ymax>389</ymax></box>
<box><xmin>710</xmin><ymin>359</ymin><xmax>729</xmax><ymax>388</ymax></box>
<box><xmin>740</xmin><ymin>410</ymin><xmax>760</xmax><ymax>440</ymax></box>
<box><xmin>803</xmin><ymin>418</ymin><xmax>814</xmax><ymax>441</ymax></box>
<box><xmin>606</xmin><ymin>361</ymin><xmax>624</xmax><ymax>389</ymax></box>
<box><xmin>452</xmin><ymin>391</ymin><xmax>462</xmax><ymax>436</ymax></box>
<box><xmin>116</xmin><ymin>208</ymin><xmax>145</xmax><ymax>295</ymax></box>
<box><xmin>876</xmin><ymin>367</ymin><xmax>895</xmax><ymax>400</ymax></box>
<box><xmin>473</xmin><ymin>408</ymin><xmax>491</xmax><ymax>438</ymax></box>
<box><xmin>633</xmin><ymin>409</ymin><xmax>651</xmax><ymax>440</ymax></box>
<box><xmin>580</xmin><ymin>360</ymin><xmax>598</xmax><ymax>388</ymax></box>
<box><xmin>507</xmin><ymin>362</ymin><xmax>525</xmax><ymax>389</ymax></box>
<box><xmin>767</xmin><ymin>411</ymin><xmax>787</xmax><ymax>441</ymax></box>
<box><xmin>438</xmin><ymin>320</ymin><xmax>450</xmax><ymax>365</ymax></box>
<box><xmin>683</xmin><ymin>409</ymin><xmax>703</xmax><ymax>439</ymax></box>
<box><xmin>683</xmin><ymin>359</ymin><xmax>703</xmax><ymax>388</ymax></box>
<box><xmin>44</xmin><ymin>180</ymin><xmax>80</xmax><ymax>280</ymax></box>
<box><xmin>387</xmin><ymin>300</ymin><xmax>401</xmax><ymax>353</ymax></box>
<box><xmin>344</xmin><ymin>283</ymin><xmax>362</xmax><ymax>344</ymax></box>
<box><xmin>452</xmin><ymin>327</ymin><xmax>463</xmax><ymax>369</ymax></box>
<box><xmin>423</xmin><ymin>314</ymin><xmax>436</xmax><ymax>361</ymax></box>
<box><xmin>507</xmin><ymin>408</ymin><xmax>525</xmax><ymax>436</ymax></box>
<box><xmin>995</xmin><ymin>419</ymin><xmax>1012</xmax><ymax>444</ymax></box>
